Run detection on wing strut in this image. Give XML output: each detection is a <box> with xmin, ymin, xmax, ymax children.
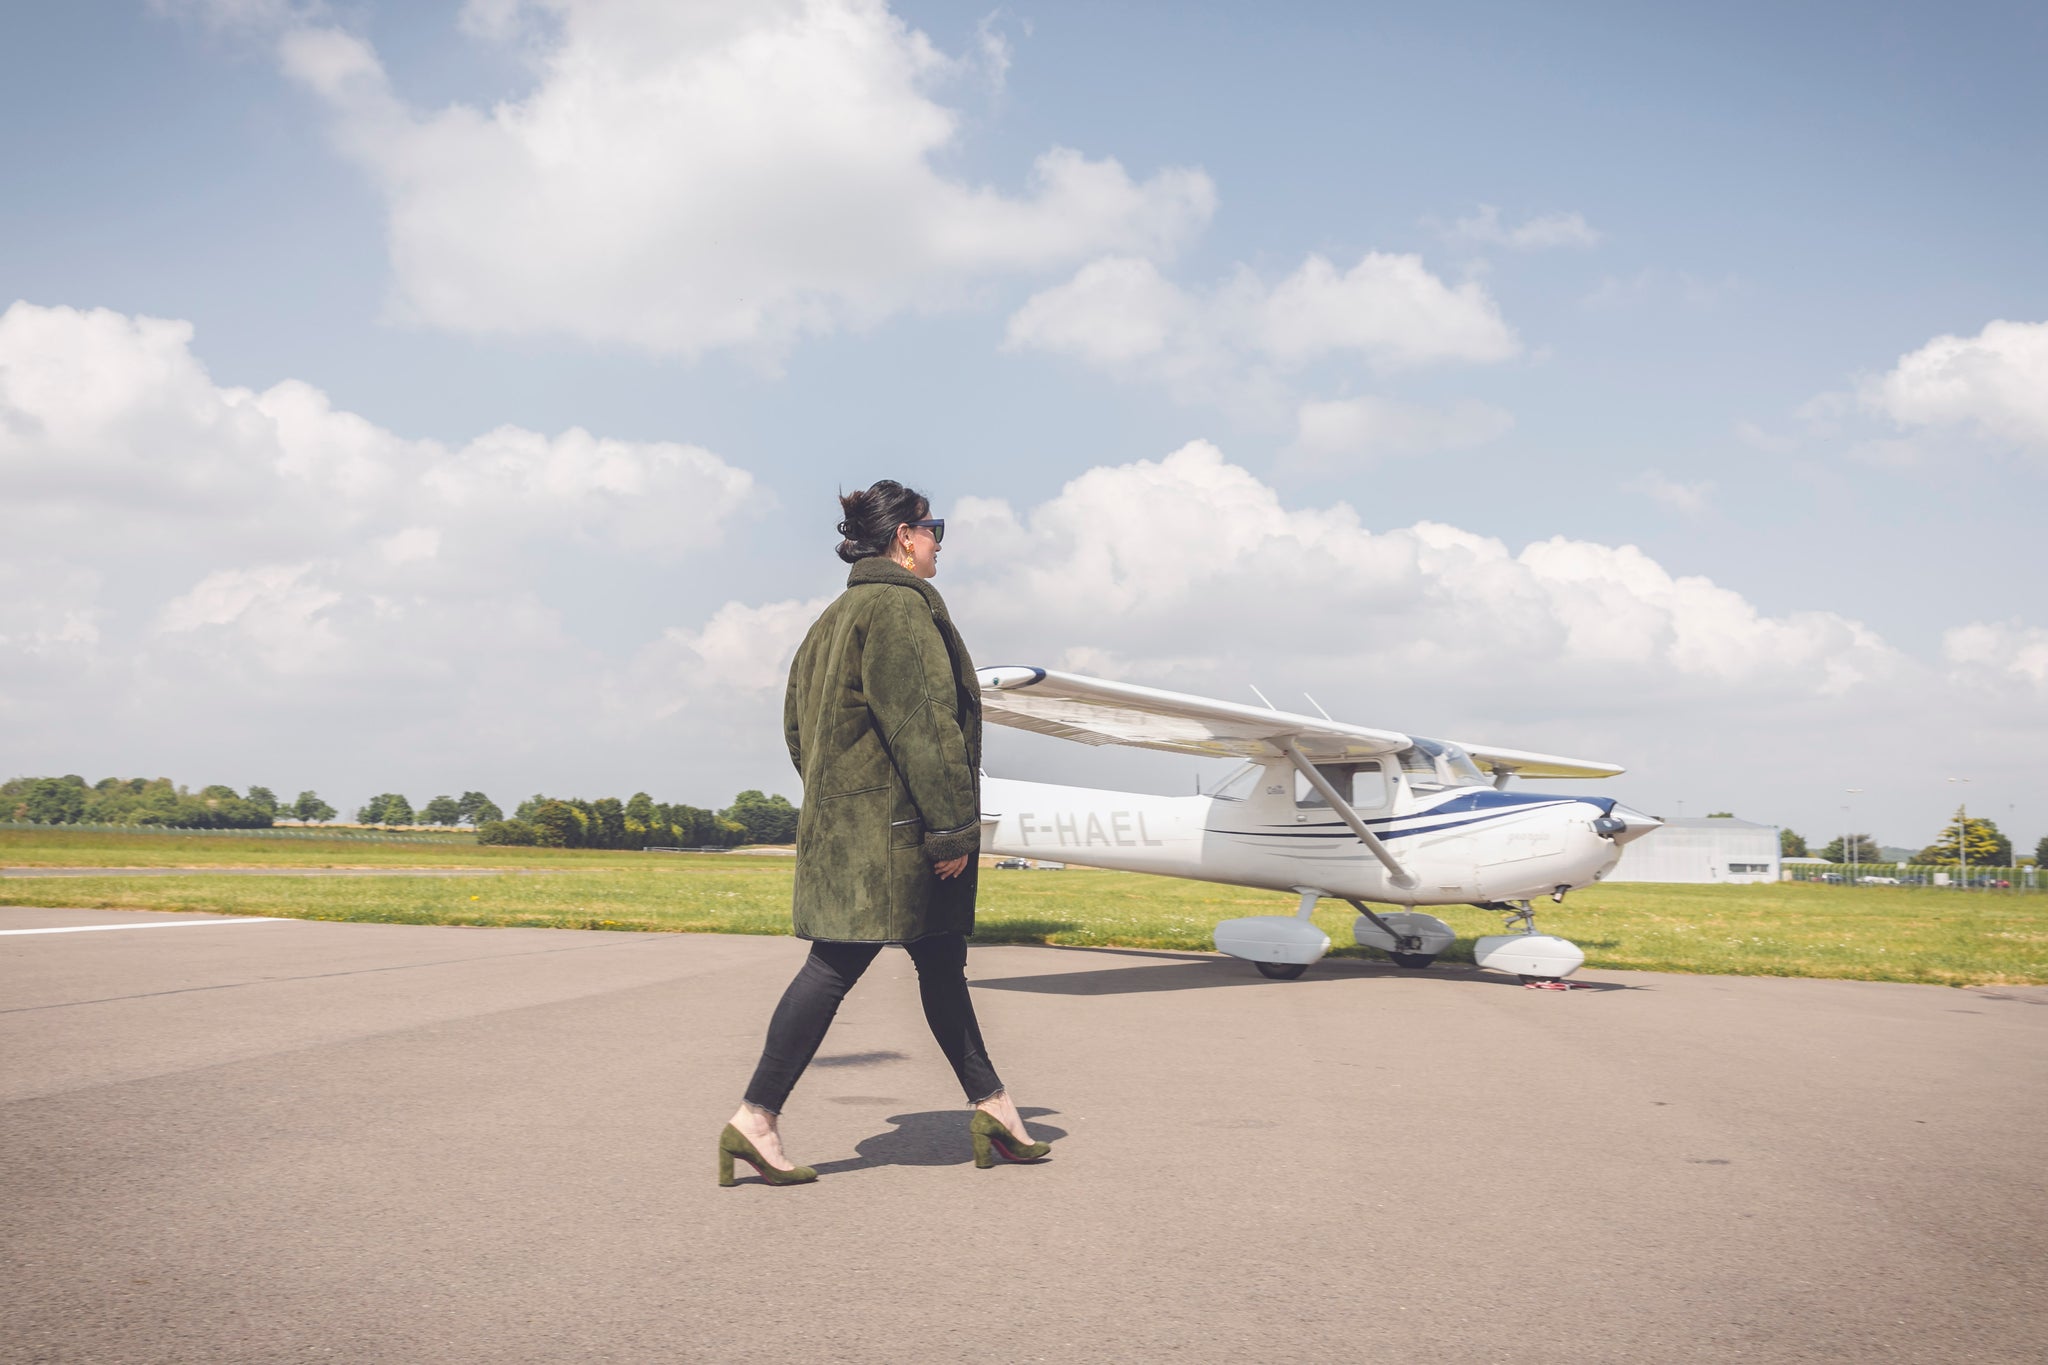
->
<box><xmin>1276</xmin><ymin>738</ymin><xmax>1418</xmax><ymax>890</ymax></box>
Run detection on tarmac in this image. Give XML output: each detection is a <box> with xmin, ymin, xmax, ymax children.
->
<box><xmin>2</xmin><ymin>905</ymin><xmax>2044</xmax><ymax>1363</ymax></box>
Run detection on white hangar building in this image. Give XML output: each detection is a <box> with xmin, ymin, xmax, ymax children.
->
<box><xmin>1605</xmin><ymin>816</ymin><xmax>1781</xmax><ymax>885</ymax></box>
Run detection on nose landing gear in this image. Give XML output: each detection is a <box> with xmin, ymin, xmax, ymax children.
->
<box><xmin>1473</xmin><ymin>897</ymin><xmax>1586</xmax><ymax>983</ymax></box>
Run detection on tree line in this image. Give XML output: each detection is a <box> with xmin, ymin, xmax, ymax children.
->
<box><xmin>1779</xmin><ymin>808</ymin><xmax>2042</xmax><ymax>866</ymax></box>
<box><xmin>2</xmin><ymin>773</ymin><xmax>801</xmax><ymax>848</ymax></box>
<box><xmin>0</xmin><ymin>776</ymin><xmax>334</xmax><ymax>829</ymax></box>
<box><xmin>357</xmin><ymin>792</ymin><xmax>502</xmax><ymax>827</ymax></box>
<box><xmin>477</xmin><ymin>789</ymin><xmax>797</xmax><ymax>849</ymax></box>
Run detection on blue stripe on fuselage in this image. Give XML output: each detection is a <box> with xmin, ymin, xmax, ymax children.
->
<box><xmin>1228</xmin><ymin>790</ymin><xmax>1614</xmax><ymax>842</ymax></box>
<box><xmin>1418</xmin><ymin>790</ymin><xmax>1615</xmax><ymax>818</ymax></box>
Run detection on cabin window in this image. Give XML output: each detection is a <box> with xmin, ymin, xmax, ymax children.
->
<box><xmin>1294</xmin><ymin>761</ymin><xmax>1388</xmax><ymax>810</ymax></box>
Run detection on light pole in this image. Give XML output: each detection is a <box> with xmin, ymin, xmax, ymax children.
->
<box><xmin>1843</xmin><ymin>789</ymin><xmax>1863</xmax><ymax>880</ymax></box>
<box><xmin>1948</xmin><ymin>777</ymin><xmax>1971</xmax><ymax>888</ymax></box>
<box><xmin>2020</xmin><ymin>803</ymin><xmax>2035</xmax><ymax>889</ymax></box>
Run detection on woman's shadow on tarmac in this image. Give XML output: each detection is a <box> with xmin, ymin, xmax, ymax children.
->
<box><xmin>807</xmin><ymin>1107</ymin><xmax>1067</xmax><ymax>1176</ymax></box>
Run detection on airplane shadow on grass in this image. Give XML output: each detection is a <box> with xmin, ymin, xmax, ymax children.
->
<box><xmin>969</xmin><ymin>944</ymin><xmax>1644</xmax><ymax>996</ymax></box>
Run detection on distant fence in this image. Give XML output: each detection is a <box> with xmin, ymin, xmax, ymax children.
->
<box><xmin>1784</xmin><ymin>861</ymin><xmax>2041</xmax><ymax>892</ymax></box>
<box><xmin>0</xmin><ymin>821</ymin><xmax>479</xmax><ymax>846</ymax></box>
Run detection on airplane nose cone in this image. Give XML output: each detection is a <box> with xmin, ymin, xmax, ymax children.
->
<box><xmin>1592</xmin><ymin>804</ymin><xmax>1662</xmax><ymax>845</ymax></box>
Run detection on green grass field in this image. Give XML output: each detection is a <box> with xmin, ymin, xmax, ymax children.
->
<box><xmin>3</xmin><ymin>829</ymin><xmax>2042</xmax><ymax>987</ymax></box>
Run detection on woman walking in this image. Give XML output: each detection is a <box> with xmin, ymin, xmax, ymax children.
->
<box><xmin>719</xmin><ymin>479</ymin><xmax>1049</xmax><ymax>1187</ymax></box>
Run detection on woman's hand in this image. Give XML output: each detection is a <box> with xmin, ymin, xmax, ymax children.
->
<box><xmin>934</xmin><ymin>854</ymin><xmax>971</xmax><ymax>880</ymax></box>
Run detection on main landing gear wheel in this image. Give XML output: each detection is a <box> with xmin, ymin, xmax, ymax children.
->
<box><xmin>1254</xmin><ymin>961</ymin><xmax>1308</xmax><ymax>980</ymax></box>
<box><xmin>1387</xmin><ymin>952</ymin><xmax>1438</xmax><ymax>969</ymax></box>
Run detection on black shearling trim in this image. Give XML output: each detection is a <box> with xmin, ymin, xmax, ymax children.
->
<box><xmin>922</xmin><ymin>820</ymin><xmax>982</xmax><ymax>863</ymax></box>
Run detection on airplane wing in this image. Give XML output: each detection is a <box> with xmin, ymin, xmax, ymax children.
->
<box><xmin>1450</xmin><ymin>742</ymin><xmax>1624</xmax><ymax>780</ymax></box>
<box><xmin>977</xmin><ymin>665</ymin><xmax>1625</xmax><ymax>777</ymax></box>
<box><xmin>976</xmin><ymin>666</ymin><xmax>1410</xmax><ymax>762</ymax></box>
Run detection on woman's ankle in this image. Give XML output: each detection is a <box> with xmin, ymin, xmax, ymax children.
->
<box><xmin>974</xmin><ymin>1093</ymin><xmax>1026</xmax><ymax>1132</ymax></box>
<box><xmin>733</xmin><ymin>1102</ymin><xmax>779</xmax><ymax>1132</ymax></box>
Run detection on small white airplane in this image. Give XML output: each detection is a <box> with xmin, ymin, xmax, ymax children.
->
<box><xmin>975</xmin><ymin>666</ymin><xmax>1660</xmax><ymax>983</ymax></box>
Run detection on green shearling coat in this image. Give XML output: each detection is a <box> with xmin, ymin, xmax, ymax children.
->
<box><xmin>783</xmin><ymin>557</ymin><xmax>982</xmax><ymax>942</ymax></box>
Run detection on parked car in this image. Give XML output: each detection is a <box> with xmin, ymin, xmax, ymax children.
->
<box><xmin>992</xmin><ymin>857</ymin><xmax>1030</xmax><ymax>870</ymax></box>
<box><xmin>1818</xmin><ymin>872</ymin><xmax>1843</xmax><ymax>884</ymax></box>
<box><xmin>1858</xmin><ymin>875</ymin><xmax>1902</xmax><ymax>885</ymax></box>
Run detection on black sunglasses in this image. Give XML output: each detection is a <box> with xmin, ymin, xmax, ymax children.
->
<box><xmin>904</xmin><ymin>518</ymin><xmax>945</xmax><ymax>544</ymax></box>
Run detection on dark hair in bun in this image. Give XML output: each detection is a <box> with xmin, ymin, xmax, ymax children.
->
<box><xmin>836</xmin><ymin>480</ymin><xmax>930</xmax><ymax>563</ymax></box>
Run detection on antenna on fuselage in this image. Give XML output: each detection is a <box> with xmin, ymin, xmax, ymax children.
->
<box><xmin>1303</xmin><ymin>693</ymin><xmax>1333</xmax><ymax>720</ymax></box>
<box><xmin>1248</xmin><ymin>684</ymin><xmax>1277</xmax><ymax>710</ymax></box>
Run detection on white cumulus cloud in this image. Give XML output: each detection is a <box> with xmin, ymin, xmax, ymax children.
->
<box><xmin>1258</xmin><ymin>254</ymin><xmax>1519</xmax><ymax>367</ymax></box>
<box><xmin>1861</xmin><ymin>319</ymin><xmax>2048</xmax><ymax>457</ymax></box>
<box><xmin>11</xmin><ymin>297</ymin><xmax>2041</xmax><ymax>837</ymax></box>
<box><xmin>155</xmin><ymin>563</ymin><xmax>346</xmax><ymax>674</ymax></box>
<box><xmin>1005</xmin><ymin>250</ymin><xmax>1518</xmax><ymax>420</ymax></box>
<box><xmin>0</xmin><ymin>302</ymin><xmax>754</xmax><ymax>564</ymax></box>
<box><xmin>1010</xmin><ymin>251</ymin><xmax>1517</xmax><ymax>377</ymax></box>
<box><xmin>1000</xmin><ymin>256</ymin><xmax>1195</xmax><ymax>369</ymax></box>
<box><xmin>1944</xmin><ymin>621</ymin><xmax>2048</xmax><ymax>690</ymax></box>
<box><xmin>0</xmin><ymin>299</ymin><xmax>766</xmax><ymax>804</ymax></box>
<box><xmin>658</xmin><ymin>596</ymin><xmax>838</xmax><ymax>698</ymax></box>
<box><xmin>948</xmin><ymin>442</ymin><xmax>1891</xmax><ymax>705</ymax></box>
<box><xmin>176</xmin><ymin>0</ymin><xmax>1215</xmax><ymax>359</ymax></box>
<box><xmin>884</xmin><ymin>441</ymin><xmax>2048</xmax><ymax>831</ymax></box>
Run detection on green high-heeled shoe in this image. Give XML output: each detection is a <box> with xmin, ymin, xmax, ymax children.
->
<box><xmin>970</xmin><ymin>1108</ymin><xmax>1051</xmax><ymax>1168</ymax></box>
<box><xmin>718</xmin><ymin>1123</ymin><xmax>818</xmax><ymax>1187</ymax></box>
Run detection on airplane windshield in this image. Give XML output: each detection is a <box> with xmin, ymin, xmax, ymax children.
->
<box><xmin>1207</xmin><ymin>763</ymin><xmax>1262</xmax><ymax>801</ymax></box>
<box><xmin>1396</xmin><ymin>738</ymin><xmax>1490</xmax><ymax>792</ymax></box>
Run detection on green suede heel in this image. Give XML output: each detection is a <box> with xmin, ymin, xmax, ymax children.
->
<box><xmin>718</xmin><ymin>1123</ymin><xmax>818</xmax><ymax>1187</ymax></box>
<box><xmin>970</xmin><ymin>1108</ymin><xmax>1051</xmax><ymax>1168</ymax></box>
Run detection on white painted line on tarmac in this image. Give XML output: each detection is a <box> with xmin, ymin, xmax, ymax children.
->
<box><xmin>0</xmin><ymin>918</ymin><xmax>285</xmax><ymax>936</ymax></box>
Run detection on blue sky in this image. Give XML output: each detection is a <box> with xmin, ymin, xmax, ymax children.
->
<box><xmin>3</xmin><ymin>0</ymin><xmax>2044</xmax><ymax>852</ymax></box>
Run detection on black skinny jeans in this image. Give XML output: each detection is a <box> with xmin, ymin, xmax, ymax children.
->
<box><xmin>743</xmin><ymin>933</ymin><xmax>1002</xmax><ymax>1114</ymax></box>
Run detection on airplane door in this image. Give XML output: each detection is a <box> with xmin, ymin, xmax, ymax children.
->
<box><xmin>1293</xmin><ymin>761</ymin><xmax>1390</xmax><ymax>812</ymax></box>
<box><xmin>1349</xmin><ymin>760</ymin><xmax>1390</xmax><ymax>812</ymax></box>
